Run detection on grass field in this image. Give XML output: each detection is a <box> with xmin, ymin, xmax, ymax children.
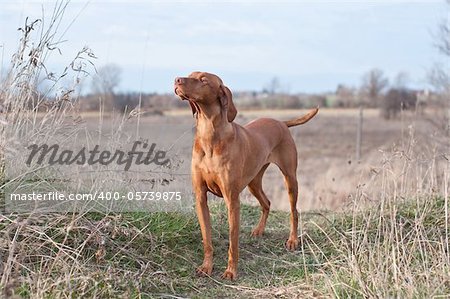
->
<box><xmin>81</xmin><ymin>107</ymin><xmax>449</xmax><ymax>212</ymax></box>
<box><xmin>1</xmin><ymin>98</ymin><xmax>449</xmax><ymax>296</ymax></box>
<box><xmin>2</xmin><ymin>107</ymin><xmax>448</xmax><ymax>298</ymax></box>
<box><xmin>1</xmin><ymin>196</ymin><xmax>448</xmax><ymax>298</ymax></box>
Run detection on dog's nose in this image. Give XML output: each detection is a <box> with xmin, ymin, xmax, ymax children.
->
<box><xmin>175</xmin><ymin>77</ymin><xmax>184</xmax><ymax>85</ymax></box>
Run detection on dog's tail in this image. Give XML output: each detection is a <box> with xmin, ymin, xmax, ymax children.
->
<box><xmin>284</xmin><ymin>107</ymin><xmax>319</xmax><ymax>128</ymax></box>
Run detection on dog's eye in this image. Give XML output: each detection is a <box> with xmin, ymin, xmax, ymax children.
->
<box><xmin>200</xmin><ymin>77</ymin><xmax>208</xmax><ymax>83</ymax></box>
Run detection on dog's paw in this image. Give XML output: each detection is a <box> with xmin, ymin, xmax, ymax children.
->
<box><xmin>221</xmin><ymin>268</ymin><xmax>237</xmax><ymax>280</ymax></box>
<box><xmin>195</xmin><ymin>263</ymin><xmax>213</xmax><ymax>277</ymax></box>
<box><xmin>285</xmin><ymin>237</ymin><xmax>299</xmax><ymax>251</ymax></box>
<box><xmin>250</xmin><ymin>227</ymin><xmax>264</xmax><ymax>237</ymax></box>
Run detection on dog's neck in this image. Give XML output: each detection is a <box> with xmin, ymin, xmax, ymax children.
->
<box><xmin>194</xmin><ymin>104</ymin><xmax>234</xmax><ymax>147</ymax></box>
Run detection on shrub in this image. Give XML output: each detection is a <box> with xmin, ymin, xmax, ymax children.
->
<box><xmin>381</xmin><ymin>88</ymin><xmax>417</xmax><ymax>119</ymax></box>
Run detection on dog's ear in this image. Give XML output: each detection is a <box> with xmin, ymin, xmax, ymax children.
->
<box><xmin>220</xmin><ymin>85</ymin><xmax>237</xmax><ymax>122</ymax></box>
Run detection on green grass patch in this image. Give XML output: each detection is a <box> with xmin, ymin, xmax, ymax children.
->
<box><xmin>1</xmin><ymin>197</ymin><xmax>449</xmax><ymax>298</ymax></box>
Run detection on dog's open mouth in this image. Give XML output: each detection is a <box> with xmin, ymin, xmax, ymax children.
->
<box><xmin>174</xmin><ymin>87</ymin><xmax>189</xmax><ymax>101</ymax></box>
<box><xmin>174</xmin><ymin>87</ymin><xmax>200</xmax><ymax>117</ymax></box>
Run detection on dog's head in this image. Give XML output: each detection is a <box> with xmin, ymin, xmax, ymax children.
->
<box><xmin>174</xmin><ymin>72</ymin><xmax>237</xmax><ymax>122</ymax></box>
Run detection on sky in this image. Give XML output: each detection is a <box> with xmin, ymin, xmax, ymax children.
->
<box><xmin>0</xmin><ymin>0</ymin><xmax>448</xmax><ymax>94</ymax></box>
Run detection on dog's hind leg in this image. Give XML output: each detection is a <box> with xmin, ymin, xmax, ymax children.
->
<box><xmin>281</xmin><ymin>170</ymin><xmax>299</xmax><ymax>251</ymax></box>
<box><xmin>273</xmin><ymin>139</ymin><xmax>300</xmax><ymax>251</ymax></box>
<box><xmin>247</xmin><ymin>163</ymin><xmax>271</xmax><ymax>237</ymax></box>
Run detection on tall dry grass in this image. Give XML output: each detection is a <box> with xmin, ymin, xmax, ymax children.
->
<box><xmin>0</xmin><ymin>2</ymin><xmax>97</xmax><ymax>295</ymax></box>
<box><xmin>300</xmin><ymin>123</ymin><xmax>449</xmax><ymax>297</ymax></box>
<box><xmin>0</xmin><ymin>2</ymin><xmax>152</xmax><ymax>297</ymax></box>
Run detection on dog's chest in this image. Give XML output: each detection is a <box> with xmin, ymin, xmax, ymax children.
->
<box><xmin>199</xmin><ymin>161</ymin><xmax>225</xmax><ymax>197</ymax></box>
<box><xmin>193</xmin><ymin>152</ymin><xmax>232</xmax><ymax>197</ymax></box>
<box><xmin>195</xmin><ymin>153</ymin><xmax>229</xmax><ymax>176</ymax></box>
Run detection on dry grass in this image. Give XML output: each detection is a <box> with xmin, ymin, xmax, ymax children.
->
<box><xmin>0</xmin><ymin>196</ymin><xmax>448</xmax><ymax>298</ymax></box>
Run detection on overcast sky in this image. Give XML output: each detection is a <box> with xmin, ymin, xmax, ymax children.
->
<box><xmin>0</xmin><ymin>0</ymin><xmax>447</xmax><ymax>94</ymax></box>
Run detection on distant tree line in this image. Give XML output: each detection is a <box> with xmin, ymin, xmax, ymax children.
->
<box><xmin>233</xmin><ymin>68</ymin><xmax>433</xmax><ymax>120</ymax></box>
<box><xmin>1</xmin><ymin>63</ymin><xmax>442</xmax><ymax>121</ymax></box>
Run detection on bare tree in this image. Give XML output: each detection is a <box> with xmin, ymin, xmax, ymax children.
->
<box><xmin>394</xmin><ymin>71</ymin><xmax>410</xmax><ymax>89</ymax></box>
<box><xmin>264</xmin><ymin>77</ymin><xmax>281</xmax><ymax>95</ymax></box>
<box><xmin>91</xmin><ymin>64</ymin><xmax>121</xmax><ymax>111</ymax></box>
<box><xmin>360</xmin><ymin>68</ymin><xmax>389</xmax><ymax>107</ymax></box>
<box><xmin>91</xmin><ymin>64</ymin><xmax>121</xmax><ymax>95</ymax></box>
<box><xmin>429</xmin><ymin>0</ymin><xmax>450</xmax><ymax>135</ymax></box>
<box><xmin>436</xmin><ymin>1</ymin><xmax>450</xmax><ymax>57</ymax></box>
<box><xmin>429</xmin><ymin>64</ymin><xmax>450</xmax><ymax>93</ymax></box>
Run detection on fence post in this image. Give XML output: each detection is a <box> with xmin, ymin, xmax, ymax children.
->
<box><xmin>0</xmin><ymin>152</ymin><xmax>4</xmax><ymax>214</ymax></box>
<box><xmin>356</xmin><ymin>106</ymin><xmax>363</xmax><ymax>161</ymax></box>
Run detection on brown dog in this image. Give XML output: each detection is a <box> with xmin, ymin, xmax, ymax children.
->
<box><xmin>174</xmin><ymin>72</ymin><xmax>318</xmax><ymax>280</ymax></box>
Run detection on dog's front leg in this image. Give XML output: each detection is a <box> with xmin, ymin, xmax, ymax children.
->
<box><xmin>194</xmin><ymin>185</ymin><xmax>213</xmax><ymax>276</ymax></box>
<box><xmin>222</xmin><ymin>192</ymin><xmax>240</xmax><ymax>280</ymax></box>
